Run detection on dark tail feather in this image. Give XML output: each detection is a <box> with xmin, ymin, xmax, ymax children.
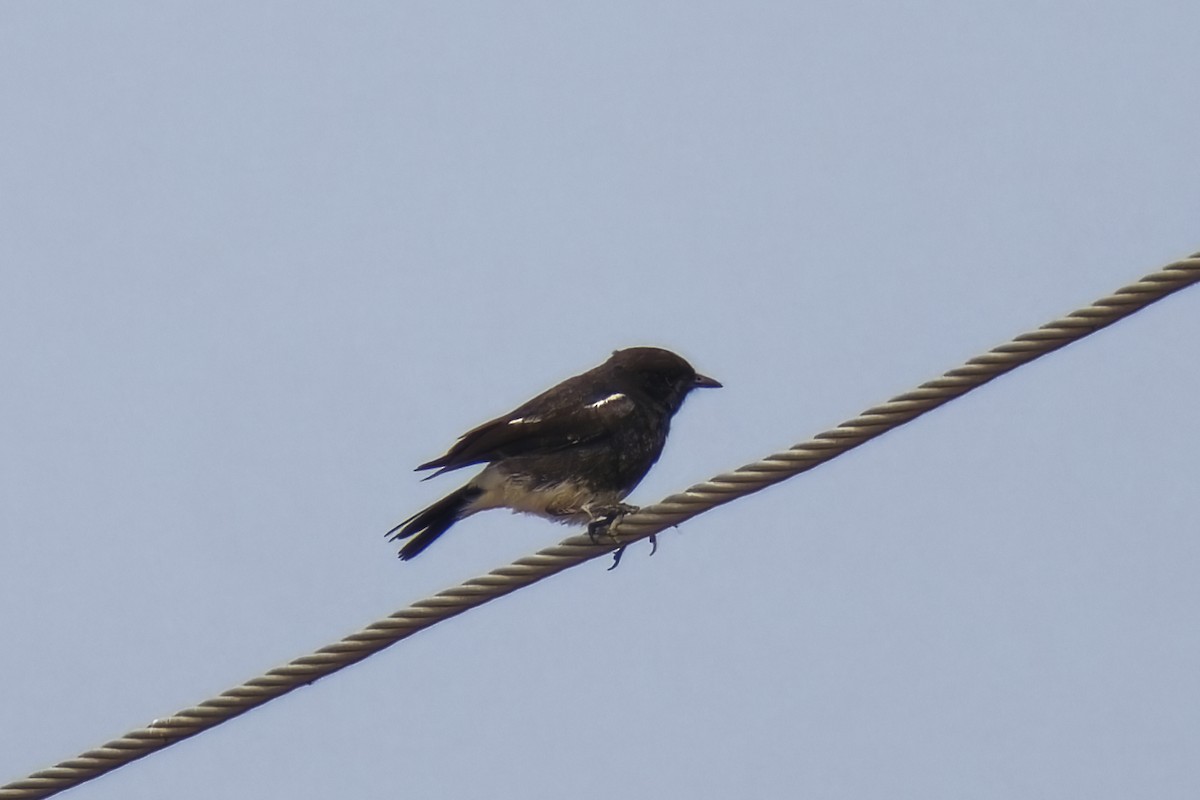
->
<box><xmin>387</xmin><ymin>485</ymin><xmax>482</xmax><ymax>560</ymax></box>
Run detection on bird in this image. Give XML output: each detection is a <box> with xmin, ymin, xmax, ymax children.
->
<box><xmin>387</xmin><ymin>346</ymin><xmax>720</xmax><ymax>561</ymax></box>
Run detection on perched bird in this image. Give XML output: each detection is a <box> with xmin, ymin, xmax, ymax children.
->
<box><xmin>387</xmin><ymin>347</ymin><xmax>720</xmax><ymax>560</ymax></box>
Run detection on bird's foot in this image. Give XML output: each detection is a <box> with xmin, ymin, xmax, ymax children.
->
<box><xmin>586</xmin><ymin>503</ymin><xmax>638</xmax><ymax>543</ymax></box>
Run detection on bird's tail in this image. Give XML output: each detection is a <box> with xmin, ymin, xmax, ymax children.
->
<box><xmin>387</xmin><ymin>485</ymin><xmax>482</xmax><ymax>560</ymax></box>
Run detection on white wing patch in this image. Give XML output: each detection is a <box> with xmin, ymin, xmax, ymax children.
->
<box><xmin>585</xmin><ymin>392</ymin><xmax>627</xmax><ymax>410</ymax></box>
<box><xmin>507</xmin><ymin>415</ymin><xmax>543</xmax><ymax>426</ymax></box>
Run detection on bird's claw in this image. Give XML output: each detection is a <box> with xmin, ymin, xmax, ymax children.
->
<box><xmin>608</xmin><ymin>546</ymin><xmax>627</xmax><ymax>570</ymax></box>
<box><xmin>607</xmin><ymin>532</ymin><xmax>657</xmax><ymax>571</ymax></box>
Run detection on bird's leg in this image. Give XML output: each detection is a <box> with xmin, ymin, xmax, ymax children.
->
<box><xmin>587</xmin><ymin>504</ymin><xmax>643</xmax><ymax>570</ymax></box>
<box><xmin>585</xmin><ymin>503</ymin><xmax>638</xmax><ymax>543</ymax></box>
<box><xmin>580</xmin><ymin>503</ymin><xmax>639</xmax><ymax>570</ymax></box>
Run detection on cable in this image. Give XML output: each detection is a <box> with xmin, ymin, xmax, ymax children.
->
<box><xmin>2</xmin><ymin>252</ymin><xmax>1197</xmax><ymax>800</ymax></box>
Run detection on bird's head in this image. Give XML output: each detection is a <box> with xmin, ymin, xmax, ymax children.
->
<box><xmin>607</xmin><ymin>347</ymin><xmax>721</xmax><ymax>414</ymax></box>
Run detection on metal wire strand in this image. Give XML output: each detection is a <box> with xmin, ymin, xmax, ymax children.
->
<box><xmin>2</xmin><ymin>252</ymin><xmax>1197</xmax><ymax>800</ymax></box>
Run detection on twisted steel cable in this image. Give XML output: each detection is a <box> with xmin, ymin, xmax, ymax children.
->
<box><xmin>3</xmin><ymin>252</ymin><xmax>1197</xmax><ymax>800</ymax></box>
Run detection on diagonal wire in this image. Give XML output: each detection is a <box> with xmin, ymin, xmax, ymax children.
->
<box><xmin>2</xmin><ymin>252</ymin><xmax>1197</xmax><ymax>800</ymax></box>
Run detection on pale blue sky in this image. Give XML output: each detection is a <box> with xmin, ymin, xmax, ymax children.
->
<box><xmin>3</xmin><ymin>3</ymin><xmax>1199</xmax><ymax>798</ymax></box>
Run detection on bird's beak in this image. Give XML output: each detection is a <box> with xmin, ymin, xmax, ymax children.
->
<box><xmin>693</xmin><ymin>373</ymin><xmax>722</xmax><ymax>389</ymax></box>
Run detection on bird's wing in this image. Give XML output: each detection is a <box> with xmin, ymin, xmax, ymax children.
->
<box><xmin>417</xmin><ymin>389</ymin><xmax>638</xmax><ymax>475</ymax></box>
